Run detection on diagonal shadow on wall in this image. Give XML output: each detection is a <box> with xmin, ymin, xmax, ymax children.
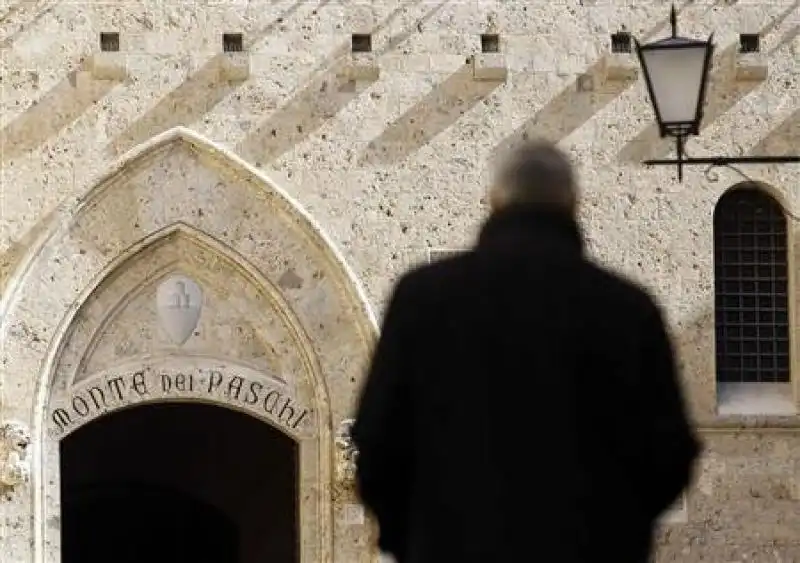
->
<box><xmin>618</xmin><ymin>1</ymin><xmax>798</xmax><ymax>163</ymax></box>
<box><xmin>494</xmin><ymin>59</ymin><xmax>638</xmax><ymax>158</ymax></box>
<box><xmin>770</xmin><ymin>25</ymin><xmax>799</xmax><ymax>55</ymax></box>
<box><xmin>237</xmin><ymin>44</ymin><xmax>369</xmax><ymax>164</ymax></box>
<box><xmin>373</xmin><ymin>0</ymin><xmax>447</xmax><ymax>58</ymax></box>
<box><xmin>237</xmin><ymin>0</ymin><xmax>437</xmax><ymax>164</ymax></box>
<box><xmin>107</xmin><ymin>0</ymin><xmax>312</xmax><ymax>156</ymax></box>
<box><xmin>492</xmin><ymin>3</ymin><xmax>694</xmax><ymax>159</ymax></box>
<box><xmin>360</xmin><ymin>63</ymin><xmax>503</xmax><ymax>165</ymax></box>
<box><xmin>0</xmin><ymin>64</ymin><xmax>121</xmax><ymax>165</ymax></box>
<box><xmin>107</xmin><ymin>56</ymin><xmax>241</xmax><ymax>155</ymax></box>
<box><xmin>749</xmin><ymin>107</ymin><xmax>799</xmax><ymax>156</ymax></box>
<box><xmin>0</xmin><ymin>207</ymin><xmax>59</xmax><ymax>293</ymax></box>
<box><xmin>0</xmin><ymin>0</ymin><xmax>59</xmax><ymax>48</ymax></box>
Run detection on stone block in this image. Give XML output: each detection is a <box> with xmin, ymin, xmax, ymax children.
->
<box><xmin>73</xmin><ymin>70</ymin><xmax>95</xmax><ymax>90</ymax></box>
<box><xmin>602</xmin><ymin>53</ymin><xmax>639</xmax><ymax>82</ymax></box>
<box><xmin>220</xmin><ymin>52</ymin><xmax>250</xmax><ymax>81</ymax></box>
<box><xmin>734</xmin><ymin>52</ymin><xmax>768</xmax><ymax>82</ymax></box>
<box><xmin>88</xmin><ymin>53</ymin><xmax>127</xmax><ymax>81</ymax></box>
<box><xmin>470</xmin><ymin>53</ymin><xmax>507</xmax><ymax>82</ymax></box>
<box><xmin>343</xmin><ymin>53</ymin><xmax>380</xmax><ymax>82</ymax></box>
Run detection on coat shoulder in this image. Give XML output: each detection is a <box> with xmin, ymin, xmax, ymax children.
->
<box><xmin>582</xmin><ymin>262</ymin><xmax>664</xmax><ymax>324</ymax></box>
<box><xmin>393</xmin><ymin>251</ymin><xmax>475</xmax><ymax>297</ymax></box>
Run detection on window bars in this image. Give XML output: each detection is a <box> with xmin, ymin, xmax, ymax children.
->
<box><xmin>714</xmin><ymin>188</ymin><xmax>790</xmax><ymax>383</ymax></box>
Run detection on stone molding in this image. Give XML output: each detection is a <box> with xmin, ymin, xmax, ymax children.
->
<box><xmin>0</xmin><ymin>127</ymin><xmax>379</xmax><ymax>563</ymax></box>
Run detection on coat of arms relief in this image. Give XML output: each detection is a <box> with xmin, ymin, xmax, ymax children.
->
<box><xmin>156</xmin><ymin>274</ymin><xmax>203</xmax><ymax>346</ymax></box>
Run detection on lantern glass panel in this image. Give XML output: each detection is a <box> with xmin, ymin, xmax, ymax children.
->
<box><xmin>640</xmin><ymin>41</ymin><xmax>709</xmax><ymax>130</ymax></box>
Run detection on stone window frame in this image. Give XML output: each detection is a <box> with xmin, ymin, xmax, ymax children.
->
<box><xmin>712</xmin><ymin>182</ymin><xmax>795</xmax><ymax>416</ymax></box>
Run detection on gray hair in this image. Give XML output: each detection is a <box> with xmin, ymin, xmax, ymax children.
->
<box><xmin>491</xmin><ymin>141</ymin><xmax>578</xmax><ymax>212</ymax></box>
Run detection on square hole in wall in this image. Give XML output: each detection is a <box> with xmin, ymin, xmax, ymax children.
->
<box><xmin>99</xmin><ymin>32</ymin><xmax>120</xmax><ymax>52</ymax></box>
<box><xmin>480</xmin><ymin>33</ymin><xmax>500</xmax><ymax>53</ymax></box>
<box><xmin>739</xmin><ymin>33</ymin><xmax>760</xmax><ymax>53</ymax></box>
<box><xmin>223</xmin><ymin>33</ymin><xmax>244</xmax><ymax>53</ymax></box>
<box><xmin>610</xmin><ymin>31</ymin><xmax>632</xmax><ymax>53</ymax></box>
<box><xmin>351</xmin><ymin>33</ymin><xmax>372</xmax><ymax>53</ymax></box>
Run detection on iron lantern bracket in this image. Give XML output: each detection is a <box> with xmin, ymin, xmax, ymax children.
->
<box><xmin>635</xmin><ymin>5</ymin><xmax>800</xmax><ymax>182</ymax></box>
<box><xmin>644</xmin><ymin>139</ymin><xmax>800</xmax><ymax>182</ymax></box>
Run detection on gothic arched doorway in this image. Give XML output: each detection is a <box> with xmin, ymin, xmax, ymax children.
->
<box><xmin>59</xmin><ymin>402</ymin><xmax>298</xmax><ymax>563</ymax></box>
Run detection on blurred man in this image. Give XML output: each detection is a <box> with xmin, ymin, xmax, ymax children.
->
<box><xmin>352</xmin><ymin>141</ymin><xmax>701</xmax><ymax>563</ymax></box>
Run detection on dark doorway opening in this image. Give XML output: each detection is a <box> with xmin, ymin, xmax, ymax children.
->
<box><xmin>60</xmin><ymin>402</ymin><xmax>298</xmax><ymax>563</ymax></box>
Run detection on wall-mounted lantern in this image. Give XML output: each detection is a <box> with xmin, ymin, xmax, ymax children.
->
<box><xmin>634</xmin><ymin>5</ymin><xmax>799</xmax><ymax>181</ymax></box>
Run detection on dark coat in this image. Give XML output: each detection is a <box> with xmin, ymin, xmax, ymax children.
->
<box><xmin>352</xmin><ymin>206</ymin><xmax>701</xmax><ymax>563</ymax></box>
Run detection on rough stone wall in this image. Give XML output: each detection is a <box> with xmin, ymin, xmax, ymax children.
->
<box><xmin>1</xmin><ymin>0</ymin><xmax>799</xmax><ymax>561</ymax></box>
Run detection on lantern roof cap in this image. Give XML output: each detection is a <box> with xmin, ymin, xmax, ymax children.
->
<box><xmin>639</xmin><ymin>35</ymin><xmax>710</xmax><ymax>49</ymax></box>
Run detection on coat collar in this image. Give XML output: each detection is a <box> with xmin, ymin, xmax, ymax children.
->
<box><xmin>477</xmin><ymin>205</ymin><xmax>585</xmax><ymax>255</ymax></box>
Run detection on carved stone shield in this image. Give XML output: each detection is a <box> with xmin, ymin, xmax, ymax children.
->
<box><xmin>156</xmin><ymin>275</ymin><xmax>203</xmax><ymax>346</ymax></box>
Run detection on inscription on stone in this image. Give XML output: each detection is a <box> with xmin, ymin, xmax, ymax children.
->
<box><xmin>51</xmin><ymin>367</ymin><xmax>310</xmax><ymax>436</ymax></box>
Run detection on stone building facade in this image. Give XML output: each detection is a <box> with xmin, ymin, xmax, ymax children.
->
<box><xmin>0</xmin><ymin>0</ymin><xmax>798</xmax><ymax>561</ymax></box>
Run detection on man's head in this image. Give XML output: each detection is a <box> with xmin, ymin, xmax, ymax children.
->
<box><xmin>489</xmin><ymin>140</ymin><xmax>578</xmax><ymax>215</ymax></box>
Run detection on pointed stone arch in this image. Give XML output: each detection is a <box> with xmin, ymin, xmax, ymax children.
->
<box><xmin>0</xmin><ymin>127</ymin><xmax>378</xmax><ymax>563</ymax></box>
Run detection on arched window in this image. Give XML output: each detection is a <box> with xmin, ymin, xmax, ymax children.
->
<box><xmin>714</xmin><ymin>186</ymin><xmax>790</xmax><ymax>384</ymax></box>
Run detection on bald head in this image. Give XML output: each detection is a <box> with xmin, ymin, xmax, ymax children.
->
<box><xmin>490</xmin><ymin>141</ymin><xmax>578</xmax><ymax>215</ymax></box>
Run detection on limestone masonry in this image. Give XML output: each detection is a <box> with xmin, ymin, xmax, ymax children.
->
<box><xmin>0</xmin><ymin>1</ymin><xmax>799</xmax><ymax>562</ymax></box>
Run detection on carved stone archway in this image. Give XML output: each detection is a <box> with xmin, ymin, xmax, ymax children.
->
<box><xmin>0</xmin><ymin>127</ymin><xmax>378</xmax><ymax>563</ymax></box>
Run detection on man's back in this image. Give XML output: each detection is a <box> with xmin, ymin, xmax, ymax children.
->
<box><xmin>353</xmin><ymin>141</ymin><xmax>699</xmax><ymax>563</ymax></box>
<box><xmin>353</xmin><ymin>207</ymin><xmax>700</xmax><ymax>563</ymax></box>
